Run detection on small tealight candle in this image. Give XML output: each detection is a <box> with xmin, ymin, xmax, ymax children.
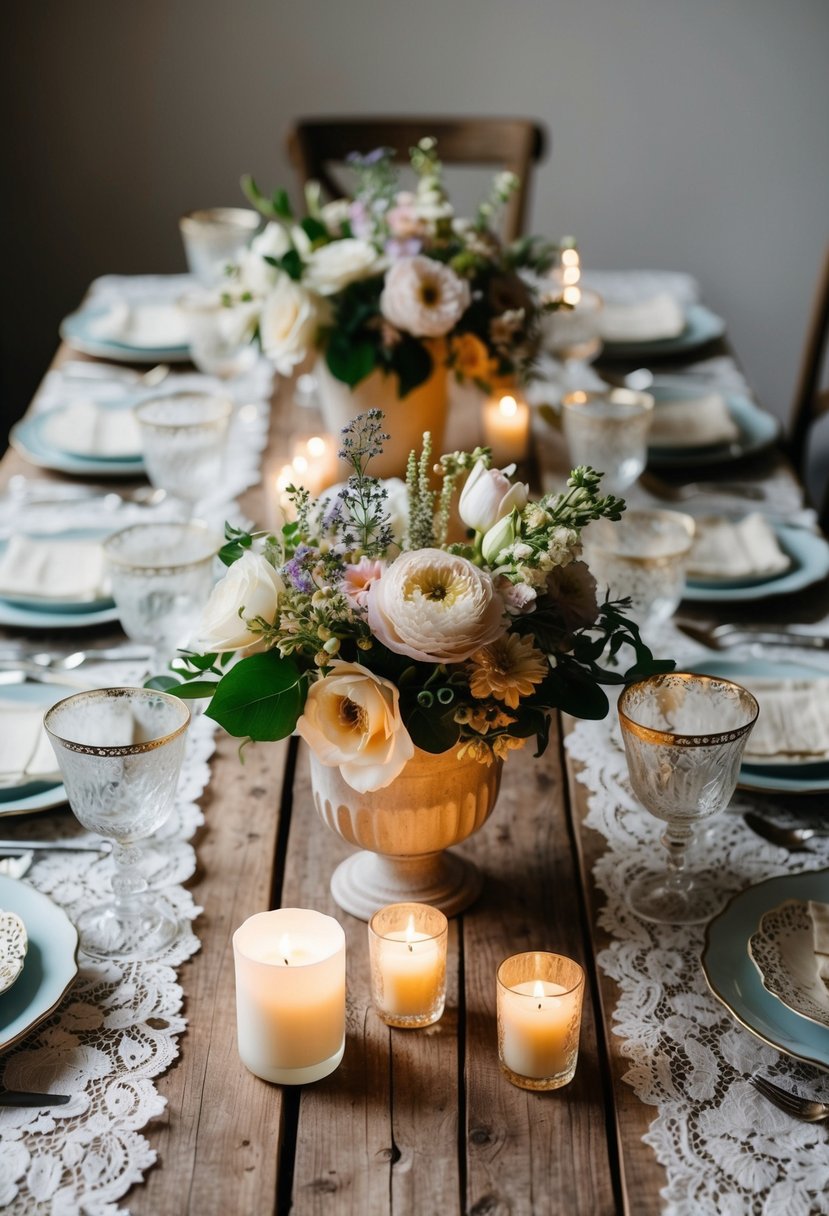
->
<box><xmin>497</xmin><ymin>951</ymin><xmax>584</xmax><ymax>1091</ymax></box>
<box><xmin>368</xmin><ymin>903</ymin><xmax>448</xmax><ymax>1028</ymax></box>
<box><xmin>482</xmin><ymin>393</ymin><xmax>530</xmax><ymax>466</ymax></box>
<box><xmin>290</xmin><ymin>433</ymin><xmax>339</xmax><ymax>497</ymax></box>
<box><xmin>233</xmin><ymin>908</ymin><xmax>346</xmax><ymax>1085</ymax></box>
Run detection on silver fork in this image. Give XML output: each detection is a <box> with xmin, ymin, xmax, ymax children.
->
<box><xmin>0</xmin><ymin>645</ymin><xmax>151</xmax><ymax>671</ymax></box>
<box><xmin>751</xmin><ymin>1075</ymin><xmax>829</xmax><ymax>1122</ymax></box>
<box><xmin>674</xmin><ymin>620</ymin><xmax>829</xmax><ymax>652</ymax></box>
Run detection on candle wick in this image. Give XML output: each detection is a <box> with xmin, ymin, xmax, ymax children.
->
<box><xmin>407</xmin><ymin>942</ymin><xmax>413</xmax><ymax>953</ymax></box>
<box><xmin>284</xmin><ymin>958</ymin><xmax>289</xmax><ymax>966</ymax></box>
<box><xmin>537</xmin><ymin>1002</ymin><xmax>541</xmax><ymax>1010</ymax></box>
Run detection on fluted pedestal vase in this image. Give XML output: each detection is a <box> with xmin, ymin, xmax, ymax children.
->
<box><xmin>315</xmin><ymin>350</ymin><xmax>448</xmax><ymax>480</ymax></box>
<box><xmin>309</xmin><ymin>746</ymin><xmax>503</xmax><ymax>922</ymax></box>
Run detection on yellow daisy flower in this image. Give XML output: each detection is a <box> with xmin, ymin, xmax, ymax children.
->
<box><xmin>468</xmin><ymin>634</ymin><xmax>548</xmax><ymax>709</ymax></box>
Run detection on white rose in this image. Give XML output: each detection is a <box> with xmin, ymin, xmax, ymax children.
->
<box><xmin>380</xmin><ymin>255</ymin><xmax>470</xmax><ymax>338</ymax></box>
<box><xmin>368</xmin><ymin>548</ymin><xmax>506</xmax><ymax>664</ymax></box>
<box><xmin>260</xmin><ymin>275</ymin><xmax>321</xmax><ymax>374</ymax></box>
<box><xmin>296</xmin><ymin>661</ymin><xmax>414</xmax><ymax>792</ymax></box>
<box><xmin>320</xmin><ymin>199</ymin><xmax>352</xmax><ymax>236</ymax></box>
<box><xmin>251</xmin><ymin>222</ymin><xmax>292</xmax><ymax>261</ymax></box>
<box><xmin>198</xmin><ymin>552</ymin><xmax>284</xmax><ymax>652</ymax></box>
<box><xmin>238</xmin><ymin>248</ymin><xmax>277</xmax><ymax>297</ymax></box>
<box><xmin>458</xmin><ymin>460</ymin><xmax>529</xmax><ymax>533</ymax></box>
<box><xmin>304</xmin><ymin>238</ymin><xmax>384</xmax><ymax>295</ymax></box>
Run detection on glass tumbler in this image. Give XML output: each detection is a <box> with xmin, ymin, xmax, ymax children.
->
<box><xmin>561</xmin><ymin>389</ymin><xmax>654</xmax><ymax>494</ymax></box>
<box><xmin>135</xmin><ymin>392</ymin><xmax>233</xmax><ymax>516</ymax></box>
<box><xmin>368</xmin><ymin>903</ymin><xmax>448</xmax><ymax>1028</ymax></box>
<box><xmin>103</xmin><ymin>521</ymin><xmax>221</xmax><ymax>670</ymax></box>
<box><xmin>497</xmin><ymin>952</ymin><xmax>585</xmax><ymax>1091</ymax></box>
<box><xmin>179</xmin><ymin>207</ymin><xmax>259</xmax><ymax>285</ymax></box>
<box><xmin>583</xmin><ymin>509</ymin><xmax>695</xmax><ymax>631</ymax></box>
<box><xmin>178</xmin><ymin>289</ymin><xmax>257</xmax><ymax>379</ymax></box>
<box><xmin>45</xmin><ymin>688</ymin><xmax>190</xmax><ymax>960</ymax></box>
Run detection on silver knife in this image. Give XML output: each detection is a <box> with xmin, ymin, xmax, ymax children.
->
<box><xmin>0</xmin><ymin>839</ymin><xmax>110</xmax><ymax>855</ymax></box>
<box><xmin>0</xmin><ymin>1091</ymin><xmax>71</xmax><ymax>1107</ymax></box>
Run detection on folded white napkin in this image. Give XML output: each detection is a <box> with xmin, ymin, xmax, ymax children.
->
<box><xmin>598</xmin><ymin>292</ymin><xmax>686</xmax><ymax>343</ymax></box>
<box><xmin>0</xmin><ymin>701</ymin><xmax>62</xmax><ymax>786</ymax></box>
<box><xmin>649</xmin><ymin>393</ymin><xmax>740</xmax><ymax>448</ymax></box>
<box><xmin>42</xmin><ymin>400</ymin><xmax>143</xmax><ymax>459</ymax></box>
<box><xmin>686</xmin><ymin>514</ymin><xmax>791</xmax><ymax>581</ymax></box>
<box><xmin>89</xmin><ymin>301</ymin><xmax>189</xmax><ymax>349</ymax></box>
<box><xmin>0</xmin><ymin>535</ymin><xmax>108</xmax><ymax>603</ymax></box>
<box><xmin>741</xmin><ymin>678</ymin><xmax>829</xmax><ymax>764</ymax></box>
<box><xmin>809</xmin><ymin>901</ymin><xmax>829</xmax><ymax>987</ymax></box>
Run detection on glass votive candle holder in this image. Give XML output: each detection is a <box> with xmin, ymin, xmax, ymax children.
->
<box><xmin>497</xmin><ymin>952</ymin><xmax>585</xmax><ymax>1091</ymax></box>
<box><xmin>233</xmin><ymin>908</ymin><xmax>346</xmax><ymax>1085</ymax></box>
<box><xmin>179</xmin><ymin>207</ymin><xmax>259</xmax><ymax>285</ymax></box>
<box><xmin>561</xmin><ymin>388</ymin><xmax>654</xmax><ymax>494</ymax></box>
<box><xmin>368</xmin><ymin>903</ymin><xmax>448</xmax><ymax>1029</ymax></box>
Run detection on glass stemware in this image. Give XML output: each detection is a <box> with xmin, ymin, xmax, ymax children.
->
<box><xmin>543</xmin><ymin>287</ymin><xmax>604</xmax><ymax>393</ymax></box>
<box><xmin>179</xmin><ymin>207</ymin><xmax>259</xmax><ymax>286</ymax></box>
<box><xmin>618</xmin><ymin>673</ymin><xmax>759</xmax><ymax>925</ymax></box>
<box><xmin>45</xmin><ymin>688</ymin><xmax>190</xmax><ymax>959</ymax></box>
<box><xmin>178</xmin><ymin>289</ymin><xmax>258</xmax><ymax>379</ymax></box>
<box><xmin>103</xmin><ymin>521</ymin><xmax>221</xmax><ymax>673</ymax></box>
<box><xmin>561</xmin><ymin>389</ymin><xmax>654</xmax><ymax>494</ymax></box>
<box><xmin>135</xmin><ymin>392</ymin><xmax>233</xmax><ymax>518</ymax></box>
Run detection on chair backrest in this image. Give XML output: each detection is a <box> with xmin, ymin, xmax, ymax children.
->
<box><xmin>287</xmin><ymin>117</ymin><xmax>548</xmax><ymax>242</ymax></box>
<box><xmin>788</xmin><ymin>245</ymin><xmax>829</xmax><ymax>479</ymax></box>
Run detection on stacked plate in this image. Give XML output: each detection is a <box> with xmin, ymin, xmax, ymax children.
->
<box><xmin>646</xmin><ymin>383</ymin><xmax>779</xmax><ymax>469</ymax></box>
<box><xmin>599</xmin><ymin>301</ymin><xmax>726</xmax><ymax>361</ymax></box>
<box><xmin>60</xmin><ymin>297</ymin><xmax>190</xmax><ymax>364</ymax></box>
<box><xmin>0</xmin><ymin>681</ymin><xmax>75</xmax><ymax>816</ymax></box>
<box><xmin>683</xmin><ymin>517</ymin><xmax>829</xmax><ymax>605</ymax></box>
<box><xmin>11</xmin><ymin>397</ymin><xmax>147</xmax><ymax>479</ymax></box>
<box><xmin>703</xmin><ymin>869</ymin><xmax>829</xmax><ymax>1070</ymax></box>
<box><xmin>0</xmin><ymin>529</ymin><xmax>118</xmax><ymax>630</ymax></box>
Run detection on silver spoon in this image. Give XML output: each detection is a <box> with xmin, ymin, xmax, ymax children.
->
<box><xmin>751</xmin><ymin>1075</ymin><xmax>829</xmax><ymax>1123</ymax></box>
<box><xmin>743</xmin><ymin>811</ymin><xmax>829</xmax><ymax>852</ymax></box>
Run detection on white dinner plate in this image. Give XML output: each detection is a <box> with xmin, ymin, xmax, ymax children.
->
<box><xmin>0</xmin><ymin>875</ymin><xmax>79</xmax><ymax>1052</ymax></box>
<box><xmin>683</xmin><ymin>524</ymin><xmax>829</xmax><ymax>603</ymax></box>
<box><xmin>60</xmin><ymin>301</ymin><xmax>190</xmax><ymax>363</ymax></box>
<box><xmin>600</xmin><ymin>303</ymin><xmax>726</xmax><ymax>360</ymax></box>
<box><xmin>11</xmin><ymin>412</ymin><xmax>146</xmax><ymax>478</ymax></box>
<box><xmin>702</xmin><ymin>869</ymin><xmax>829</xmax><ymax>1071</ymax></box>
<box><xmin>647</xmin><ymin>391</ymin><xmax>779</xmax><ymax>469</ymax></box>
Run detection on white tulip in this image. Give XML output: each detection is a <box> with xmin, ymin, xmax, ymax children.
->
<box><xmin>198</xmin><ymin>552</ymin><xmax>284</xmax><ymax>652</ymax></box>
<box><xmin>458</xmin><ymin>460</ymin><xmax>529</xmax><ymax>533</ymax></box>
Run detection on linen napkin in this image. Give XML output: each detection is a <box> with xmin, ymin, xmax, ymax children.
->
<box><xmin>598</xmin><ymin>292</ymin><xmax>686</xmax><ymax>343</ymax></box>
<box><xmin>0</xmin><ymin>700</ymin><xmax>62</xmax><ymax>786</ymax></box>
<box><xmin>686</xmin><ymin>514</ymin><xmax>791</xmax><ymax>582</ymax></box>
<box><xmin>740</xmin><ymin>678</ymin><xmax>829</xmax><ymax>764</ymax></box>
<box><xmin>88</xmin><ymin>300</ymin><xmax>189</xmax><ymax>349</ymax></box>
<box><xmin>0</xmin><ymin>535</ymin><xmax>108</xmax><ymax>603</ymax></box>
<box><xmin>42</xmin><ymin>399</ymin><xmax>143</xmax><ymax>459</ymax></box>
<box><xmin>809</xmin><ymin>901</ymin><xmax>829</xmax><ymax>987</ymax></box>
<box><xmin>649</xmin><ymin>393</ymin><xmax>740</xmax><ymax>449</ymax></box>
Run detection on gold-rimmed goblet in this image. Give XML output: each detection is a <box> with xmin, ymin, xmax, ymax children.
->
<box><xmin>561</xmin><ymin>389</ymin><xmax>654</xmax><ymax>494</ymax></box>
<box><xmin>45</xmin><ymin>688</ymin><xmax>190</xmax><ymax>960</ymax></box>
<box><xmin>135</xmin><ymin>392</ymin><xmax>233</xmax><ymax>518</ymax></box>
<box><xmin>618</xmin><ymin>673</ymin><xmax>759</xmax><ymax>925</ymax></box>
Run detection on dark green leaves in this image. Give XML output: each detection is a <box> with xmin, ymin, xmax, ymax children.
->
<box><xmin>264</xmin><ymin>249</ymin><xmax>303</xmax><ymax>281</ymax></box>
<box><xmin>240</xmin><ymin>176</ymin><xmax>294</xmax><ymax>222</ymax></box>
<box><xmin>326</xmin><ymin>333</ymin><xmax>376</xmax><ymax>387</ymax></box>
<box><xmin>206</xmin><ymin>653</ymin><xmax>307</xmax><ymax>741</ymax></box>
<box><xmin>402</xmin><ymin>699</ymin><xmax>461</xmax><ymax>754</ymax></box>
<box><xmin>389</xmin><ymin>338</ymin><xmax>433</xmax><ymax>398</ymax></box>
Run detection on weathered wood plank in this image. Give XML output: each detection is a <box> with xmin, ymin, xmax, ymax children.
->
<box><xmin>461</xmin><ymin>720</ymin><xmax>620</xmax><ymax>1216</ymax></box>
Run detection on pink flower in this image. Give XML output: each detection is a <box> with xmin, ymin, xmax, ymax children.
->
<box><xmin>387</xmin><ymin>192</ymin><xmax>423</xmax><ymax>240</ymax></box>
<box><xmin>380</xmin><ymin>256</ymin><xmax>471</xmax><ymax>338</ymax></box>
<box><xmin>343</xmin><ymin>557</ymin><xmax>386</xmax><ymax>611</ymax></box>
<box><xmin>496</xmin><ymin>577</ymin><xmax>537</xmax><ymax>615</ymax></box>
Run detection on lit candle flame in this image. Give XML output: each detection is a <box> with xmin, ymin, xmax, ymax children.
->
<box><xmin>405</xmin><ymin>914</ymin><xmax>417</xmax><ymax>953</ymax></box>
<box><xmin>307</xmin><ymin>435</ymin><xmax>327</xmax><ymax>458</ymax></box>
<box><xmin>563</xmin><ymin>285</ymin><xmax>581</xmax><ymax>307</ymax></box>
<box><xmin>499</xmin><ymin>395</ymin><xmax>518</xmax><ymax>419</ymax></box>
<box><xmin>279</xmin><ymin>933</ymin><xmax>292</xmax><ymax>966</ymax></box>
<box><xmin>533</xmin><ymin>979</ymin><xmax>545</xmax><ymax>1009</ymax></box>
<box><xmin>292</xmin><ymin>454</ymin><xmax>309</xmax><ymax>476</ymax></box>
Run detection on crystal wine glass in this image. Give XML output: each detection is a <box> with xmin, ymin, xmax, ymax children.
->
<box><xmin>561</xmin><ymin>389</ymin><xmax>654</xmax><ymax>494</ymax></box>
<box><xmin>135</xmin><ymin>392</ymin><xmax>233</xmax><ymax>518</ymax></box>
<box><xmin>45</xmin><ymin>687</ymin><xmax>190</xmax><ymax>959</ymax></box>
<box><xmin>617</xmin><ymin>673</ymin><xmax>758</xmax><ymax>924</ymax></box>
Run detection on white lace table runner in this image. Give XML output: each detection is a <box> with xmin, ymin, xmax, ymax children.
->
<box><xmin>567</xmin><ymin>622</ymin><xmax>829</xmax><ymax>1216</ymax></box>
<box><xmin>0</xmin><ymin>274</ymin><xmax>273</xmax><ymax>1214</ymax></box>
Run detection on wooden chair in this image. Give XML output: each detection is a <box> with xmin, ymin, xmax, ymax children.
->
<box><xmin>286</xmin><ymin>117</ymin><xmax>547</xmax><ymax>241</ymax></box>
<box><xmin>787</xmin><ymin>245</ymin><xmax>829</xmax><ymax>528</ymax></box>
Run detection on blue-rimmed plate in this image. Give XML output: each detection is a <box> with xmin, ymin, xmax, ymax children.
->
<box><xmin>0</xmin><ymin>529</ymin><xmax>115</xmax><ymax>615</ymax></box>
<box><xmin>0</xmin><ymin>681</ymin><xmax>72</xmax><ymax>816</ymax></box>
<box><xmin>702</xmin><ymin>868</ymin><xmax>829</xmax><ymax>1070</ymax></box>
<box><xmin>60</xmin><ymin>302</ymin><xmax>190</xmax><ymax>364</ymax></box>
<box><xmin>683</xmin><ymin>524</ymin><xmax>829</xmax><ymax>603</ymax></box>
<box><xmin>647</xmin><ymin>390</ymin><xmax>779</xmax><ymax>469</ymax></box>
<box><xmin>10</xmin><ymin>412</ymin><xmax>146</xmax><ymax>478</ymax></box>
<box><xmin>0</xmin><ymin>875</ymin><xmax>78</xmax><ymax>1051</ymax></box>
<box><xmin>600</xmin><ymin>303</ymin><xmax>726</xmax><ymax>360</ymax></box>
<box><xmin>687</xmin><ymin>656</ymin><xmax>829</xmax><ymax>794</ymax></box>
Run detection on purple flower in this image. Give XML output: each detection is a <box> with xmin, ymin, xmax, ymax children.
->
<box><xmin>281</xmin><ymin>544</ymin><xmax>316</xmax><ymax>595</ymax></box>
<box><xmin>385</xmin><ymin>237</ymin><xmax>422</xmax><ymax>258</ymax></box>
<box><xmin>348</xmin><ymin>200</ymin><xmax>374</xmax><ymax>240</ymax></box>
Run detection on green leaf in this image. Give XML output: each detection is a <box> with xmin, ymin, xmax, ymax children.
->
<box><xmin>300</xmin><ymin>216</ymin><xmax>328</xmax><ymax>243</ymax></box>
<box><xmin>173</xmin><ymin>680</ymin><xmax>220</xmax><ymax>700</ymax></box>
<box><xmin>272</xmin><ymin>188</ymin><xmax>293</xmax><ymax>220</ymax></box>
<box><xmin>390</xmin><ymin>338</ymin><xmax>432</xmax><ymax>398</ymax></box>
<box><xmin>279</xmin><ymin>249</ymin><xmax>303</xmax><ymax>281</ymax></box>
<box><xmin>206</xmin><ymin>653</ymin><xmax>307</xmax><ymax>741</ymax></box>
<box><xmin>325</xmin><ymin>335</ymin><xmax>376</xmax><ymax>387</ymax></box>
<box><xmin>144</xmin><ymin>675</ymin><xmax>178</xmax><ymax>692</ymax></box>
<box><xmin>219</xmin><ymin>535</ymin><xmax>252</xmax><ymax>566</ymax></box>
<box><xmin>401</xmin><ymin>700</ymin><xmax>460</xmax><ymax>754</ymax></box>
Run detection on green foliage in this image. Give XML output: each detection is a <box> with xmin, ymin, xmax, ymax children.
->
<box><xmin>206</xmin><ymin>653</ymin><xmax>307</xmax><ymax>741</ymax></box>
<box><xmin>325</xmin><ymin>332</ymin><xmax>376</xmax><ymax>387</ymax></box>
<box><xmin>388</xmin><ymin>337</ymin><xmax>433</xmax><ymax>398</ymax></box>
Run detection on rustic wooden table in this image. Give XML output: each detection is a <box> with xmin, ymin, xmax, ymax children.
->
<box><xmin>4</xmin><ymin>342</ymin><xmax>823</xmax><ymax>1216</ymax></box>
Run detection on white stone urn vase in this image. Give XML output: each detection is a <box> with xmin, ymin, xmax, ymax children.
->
<box><xmin>309</xmin><ymin>745</ymin><xmax>503</xmax><ymax>921</ymax></box>
<box><xmin>315</xmin><ymin>350</ymin><xmax>448</xmax><ymax>480</ymax></box>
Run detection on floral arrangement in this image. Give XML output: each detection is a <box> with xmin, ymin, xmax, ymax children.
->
<box><xmin>224</xmin><ymin>138</ymin><xmax>563</xmax><ymax>396</ymax></box>
<box><xmin>167</xmin><ymin>413</ymin><xmax>671</xmax><ymax>794</ymax></box>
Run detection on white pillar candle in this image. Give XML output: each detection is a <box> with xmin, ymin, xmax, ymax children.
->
<box><xmin>482</xmin><ymin>394</ymin><xmax>530</xmax><ymax>466</ymax></box>
<box><xmin>496</xmin><ymin>952</ymin><xmax>584</xmax><ymax>1090</ymax></box>
<box><xmin>369</xmin><ymin>903</ymin><xmax>448</xmax><ymax>1028</ymax></box>
<box><xmin>233</xmin><ymin>908</ymin><xmax>346</xmax><ymax>1085</ymax></box>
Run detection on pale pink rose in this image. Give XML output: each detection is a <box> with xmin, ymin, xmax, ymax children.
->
<box><xmin>343</xmin><ymin>557</ymin><xmax>386</xmax><ymax>610</ymax></box>
<box><xmin>296</xmin><ymin>661</ymin><xmax>414</xmax><ymax>792</ymax></box>
<box><xmin>496</xmin><ymin>577</ymin><xmax>537</xmax><ymax>615</ymax></box>
<box><xmin>380</xmin><ymin>256</ymin><xmax>471</xmax><ymax>338</ymax></box>
<box><xmin>458</xmin><ymin>460</ymin><xmax>529</xmax><ymax>533</ymax></box>
<box><xmin>368</xmin><ymin>548</ymin><xmax>506</xmax><ymax>664</ymax></box>
<box><xmin>387</xmin><ymin>192</ymin><xmax>423</xmax><ymax>240</ymax></box>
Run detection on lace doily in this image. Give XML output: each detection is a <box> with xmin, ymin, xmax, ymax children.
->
<box><xmin>566</xmin><ymin>622</ymin><xmax>829</xmax><ymax>1216</ymax></box>
<box><xmin>0</xmin><ymin>275</ymin><xmax>273</xmax><ymax>1214</ymax></box>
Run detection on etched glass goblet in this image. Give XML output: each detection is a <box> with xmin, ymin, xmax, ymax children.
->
<box><xmin>561</xmin><ymin>389</ymin><xmax>654</xmax><ymax>494</ymax></box>
<box><xmin>618</xmin><ymin>673</ymin><xmax>759</xmax><ymax>925</ymax></box>
<box><xmin>135</xmin><ymin>392</ymin><xmax>233</xmax><ymax>517</ymax></box>
<box><xmin>45</xmin><ymin>688</ymin><xmax>190</xmax><ymax>960</ymax></box>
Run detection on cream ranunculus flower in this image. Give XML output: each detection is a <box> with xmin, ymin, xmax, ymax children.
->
<box><xmin>367</xmin><ymin>548</ymin><xmax>506</xmax><ymax>663</ymax></box>
<box><xmin>296</xmin><ymin>661</ymin><xmax>414</xmax><ymax>792</ymax></box>
<box><xmin>304</xmin><ymin>238</ymin><xmax>384</xmax><ymax>295</ymax></box>
<box><xmin>259</xmin><ymin>275</ymin><xmax>322</xmax><ymax>374</ymax></box>
<box><xmin>198</xmin><ymin>551</ymin><xmax>284</xmax><ymax>652</ymax></box>
<box><xmin>380</xmin><ymin>256</ymin><xmax>471</xmax><ymax>338</ymax></box>
<box><xmin>458</xmin><ymin>460</ymin><xmax>529</xmax><ymax>533</ymax></box>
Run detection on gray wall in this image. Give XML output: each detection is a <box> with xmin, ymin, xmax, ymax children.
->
<box><xmin>4</xmin><ymin>0</ymin><xmax>828</xmax><ymax>436</ymax></box>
